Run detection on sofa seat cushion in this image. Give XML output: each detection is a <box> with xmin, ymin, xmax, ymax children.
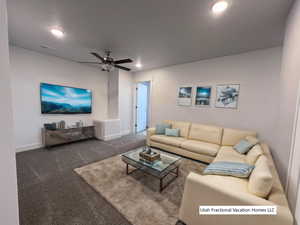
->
<box><xmin>150</xmin><ymin>135</ymin><xmax>186</xmax><ymax>147</ymax></box>
<box><xmin>214</xmin><ymin>146</ymin><xmax>246</xmax><ymax>163</ymax></box>
<box><xmin>181</xmin><ymin>140</ymin><xmax>220</xmax><ymax>157</ymax></box>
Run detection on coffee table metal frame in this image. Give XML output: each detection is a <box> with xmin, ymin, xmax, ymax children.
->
<box><xmin>121</xmin><ymin>148</ymin><xmax>182</xmax><ymax>192</ymax></box>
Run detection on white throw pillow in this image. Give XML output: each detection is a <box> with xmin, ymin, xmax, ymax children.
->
<box><xmin>248</xmin><ymin>155</ymin><xmax>274</xmax><ymax>198</ymax></box>
<box><xmin>246</xmin><ymin>144</ymin><xmax>264</xmax><ymax>165</ymax></box>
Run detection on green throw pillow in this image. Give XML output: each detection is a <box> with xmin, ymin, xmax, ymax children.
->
<box><xmin>234</xmin><ymin>139</ymin><xmax>255</xmax><ymax>154</ymax></box>
<box><xmin>155</xmin><ymin>123</ymin><xmax>171</xmax><ymax>135</ymax></box>
<box><xmin>165</xmin><ymin>128</ymin><xmax>180</xmax><ymax>137</ymax></box>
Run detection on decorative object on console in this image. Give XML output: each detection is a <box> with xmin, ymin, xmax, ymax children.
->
<box><xmin>215</xmin><ymin>84</ymin><xmax>240</xmax><ymax>109</ymax></box>
<box><xmin>44</xmin><ymin>123</ymin><xmax>57</xmax><ymax>130</ymax></box>
<box><xmin>195</xmin><ymin>86</ymin><xmax>211</xmax><ymax>106</ymax></box>
<box><xmin>57</xmin><ymin>120</ymin><xmax>66</xmax><ymax>129</ymax></box>
<box><xmin>177</xmin><ymin>86</ymin><xmax>192</xmax><ymax>106</ymax></box>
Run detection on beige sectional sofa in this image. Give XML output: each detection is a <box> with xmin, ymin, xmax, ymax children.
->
<box><xmin>147</xmin><ymin>120</ymin><xmax>256</xmax><ymax>163</ymax></box>
<box><xmin>147</xmin><ymin>120</ymin><xmax>293</xmax><ymax>225</ymax></box>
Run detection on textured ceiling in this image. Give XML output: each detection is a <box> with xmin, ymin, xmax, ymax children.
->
<box><xmin>7</xmin><ymin>0</ymin><xmax>293</xmax><ymax>71</ymax></box>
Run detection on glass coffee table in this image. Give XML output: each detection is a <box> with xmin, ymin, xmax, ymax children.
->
<box><xmin>121</xmin><ymin>147</ymin><xmax>182</xmax><ymax>192</ymax></box>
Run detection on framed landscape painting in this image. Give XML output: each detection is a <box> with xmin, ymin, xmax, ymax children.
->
<box><xmin>215</xmin><ymin>84</ymin><xmax>240</xmax><ymax>109</ymax></box>
<box><xmin>195</xmin><ymin>86</ymin><xmax>211</xmax><ymax>106</ymax></box>
<box><xmin>178</xmin><ymin>86</ymin><xmax>192</xmax><ymax>106</ymax></box>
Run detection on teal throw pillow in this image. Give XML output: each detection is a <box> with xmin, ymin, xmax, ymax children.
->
<box><xmin>165</xmin><ymin>128</ymin><xmax>180</xmax><ymax>137</ymax></box>
<box><xmin>203</xmin><ymin>161</ymin><xmax>255</xmax><ymax>178</ymax></box>
<box><xmin>155</xmin><ymin>123</ymin><xmax>171</xmax><ymax>135</ymax></box>
<box><xmin>233</xmin><ymin>139</ymin><xmax>255</xmax><ymax>154</ymax></box>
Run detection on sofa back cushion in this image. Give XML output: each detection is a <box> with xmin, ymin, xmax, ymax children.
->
<box><xmin>189</xmin><ymin>123</ymin><xmax>223</xmax><ymax>145</ymax></box>
<box><xmin>222</xmin><ymin>128</ymin><xmax>257</xmax><ymax>146</ymax></box>
<box><xmin>172</xmin><ymin>121</ymin><xmax>191</xmax><ymax>138</ymax></box>
<box><xmin>248</xmin><ymin>155</ymin><xmax>274</xmax><ymax>198</ymax></box>
<box><xmin>245</xmin><ymin>136</ymin><xmax>260</xmax><ymax>145</ymax></box>
<box><xmin>246</xmin><ymin>144</ymin><xmax>264</xmax><ymax>165</ymax></box>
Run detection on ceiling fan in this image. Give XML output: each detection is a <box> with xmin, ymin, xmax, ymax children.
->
<box><xmin>78</xmin><ymin>51</ymin><xmax>133</xmax><ymax>72</ymax></box>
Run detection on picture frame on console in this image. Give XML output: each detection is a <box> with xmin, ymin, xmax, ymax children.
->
<box><xmin>195</xmin><ymin>86</ymin><xmax>212</xmax><ymax>106</ymax></box>
<box><xmin>177</xmin><ymin>86</ymin><xmax>192</xmax><ymax>106</ymax></box>
<box><xmin>215</xmin><ymin>84</ymin><xmax>240</xmax><ymax>109</ymax></box>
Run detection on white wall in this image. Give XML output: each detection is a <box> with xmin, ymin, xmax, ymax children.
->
<box><xmin>134</xmin><ymin>47</ymin><xmax>283</xmax><ymax>177</ymax></box>
<box><xmin>119</xmin><ymin>70</ymin><xmax>133</xmax><ymax>135</ymax></box>
<box><xmin>282</xmin><ymin>0</ymin><xmax>300</xmax><ymax>220</ymax></box>
<box><xmin>0</xmin><ymin>0</ymin><xmax>19</xmax><ymax>224</ymax></box>
<box><xmin>9</xmin><ymin>46</ymin><xmax>109</xmax><ymax>152</ymax></box>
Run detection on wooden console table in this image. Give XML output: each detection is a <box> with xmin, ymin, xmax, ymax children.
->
<box><xmin>42</xmin><ymin>126</ymin><xmax>95</xmax><ymax>148</ymax></box>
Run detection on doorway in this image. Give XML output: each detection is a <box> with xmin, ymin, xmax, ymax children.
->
<box><xmin>135</xmin><ymin>81</ymin><xmax>150</xmax><ymax>133</ymax></box>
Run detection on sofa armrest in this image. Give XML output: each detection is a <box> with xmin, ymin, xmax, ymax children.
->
<box><xmin>179</xmin><ymin>172</ymin><xmax>293</xmax><ymax>225</ymax></box>
<box><xmin>146</xmin><ymin>127</ymin><xmax>156</xmax><ymax>146</ymax></box>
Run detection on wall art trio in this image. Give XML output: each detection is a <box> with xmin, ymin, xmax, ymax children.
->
<box><xmin>177</xmin><ymin>84</ymin><xmax>240</xmax><ymax>109</ymax></box>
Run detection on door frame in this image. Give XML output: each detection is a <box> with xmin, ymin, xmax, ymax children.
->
<box><xmin>286</xmin><ymin>79</ymin><xmax>300</xmax><ymax>214</ymax></box>
<box><xmin>134</xmin><ymin>80</ymin><xmax>151</xmax><ymax>133</ymax></box>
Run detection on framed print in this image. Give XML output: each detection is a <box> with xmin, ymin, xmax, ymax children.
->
<box><xmin>178</xmin><ymin>86</ymin><xmax>192</xmax><ymax>106</ymax></box>
<box><xmin>215</xmin><ymin>84</ymin><xmax>240</xmax><ymax>109</ymax></box>
<box><xmin>195</xmin><ymin>86</ymin><xmax>211</xmax><ymax>106</ymax></box>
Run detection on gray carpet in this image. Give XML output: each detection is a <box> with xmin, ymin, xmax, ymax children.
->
<box><xmin>16</xmin><ymin>134</ymin><xmax>147</xmax><ymax>225</ymax></box>
<box><xmin>75</xmin><ymin>155</ymin><xmax>205</xmax><ymax>225</ymax></box>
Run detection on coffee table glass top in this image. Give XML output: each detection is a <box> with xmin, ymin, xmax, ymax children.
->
<box><xmin>121</xmin><ymin>147</ymin><xmax>182</xmax><ymax>173</ymax></box>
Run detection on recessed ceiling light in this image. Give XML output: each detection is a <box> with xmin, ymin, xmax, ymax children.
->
<box><xmin>50</xmin><ymin>27</ymin><xmax>64</xmax><ymax>38</ymax></box>
<box><xmin>136</xmin><ymin>63</ymin><xmax>142</xmax><ymax>68</ymax></box>
<box><xmin>212</xmin><ymin>1</ymin><xmax>229</xmax><ymax>14</ymax></box>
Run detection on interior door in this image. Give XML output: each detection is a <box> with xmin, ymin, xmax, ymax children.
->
<box><xmin>136</xmin><ymin>82</ymin><xmax>149</xmax><ymax>133</ymax></box>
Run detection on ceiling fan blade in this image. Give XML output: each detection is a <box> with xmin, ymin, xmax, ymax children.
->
<box><xmin>114</xmin><ymin>58</ymin><xmax>133</xmax><ymax>64</ymax></box>
<box><xmin>77</xmin><ymin>61</ymin><xmax>102</xmax><ymax>64</ymax></box>
<box><xmin>90</xmin><ymin>52</ymin><xmax>105</xmax><ymax>62</ymax></box>
<box><xmin>115</xmin><ymin>65</ymin><xmax>131</xmax><ymax>71</ymax></box>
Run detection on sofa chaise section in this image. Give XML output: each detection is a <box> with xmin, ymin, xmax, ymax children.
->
<box><xmin>179</xmin><ymin>143</ymin><xmax>293</xmax><ymax>225</ymax></box>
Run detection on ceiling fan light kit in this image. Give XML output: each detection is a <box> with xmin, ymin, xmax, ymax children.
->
<box><xmin>79</xmin><ymin>50</ymin><xmax>133</xmax><ymax>72</ymax></box>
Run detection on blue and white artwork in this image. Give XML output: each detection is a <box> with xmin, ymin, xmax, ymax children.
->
<box><xmin>216</xmin><ymin>84</ymin><xmax>240</xmax><ymax>109</ymax></box>
<box><xmin>178</xmin><ymin>87</ymin><xmax>192</xmax><ymax>106</ymax></box>
<box><xmin>195</xmin><ymin>87</ymin><xmax>211</xmax><ymax>106</ymax></box>
<box><xmin>40</xmin><ymin>83</ymin><xmax>92</xmax><ymax>114</ymax></box>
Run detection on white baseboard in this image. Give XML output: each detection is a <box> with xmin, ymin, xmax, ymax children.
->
<box><xmin>97</xmin><ymin>133</ymin><xmax>122</xmax><ymax>141</ymax></box>
<box><xmin>121</xmin><ymin>130</ymin><xmax>131</xmax><ymax>136</ymax></box>
<box><xmin>16</xmin><ymin>143</ymin><xmax>44</xmax><ymax>153</ymax></box>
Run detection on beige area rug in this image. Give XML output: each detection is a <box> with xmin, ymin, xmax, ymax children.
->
<box><xmin>74</xmin><ymin>155</ymin><xmax>205</xmax><ymax>225</ymax></box>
